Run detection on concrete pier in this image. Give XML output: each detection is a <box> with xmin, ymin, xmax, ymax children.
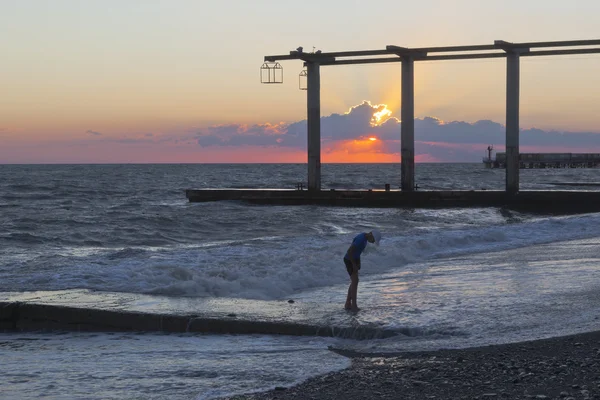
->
<box><xmin>0</xmin><ymin>290</ymin><xmax>396</xmax><ymax>340</ymax></box>
<box><xmin>264</xmin><ymin>40</ymin><xmax>600</xmax><ymax>195</ymax></box>
<box><xmin>185</xmin><ymin>189</ymin><xmax>600</xmax><ymax>214</ymax></box>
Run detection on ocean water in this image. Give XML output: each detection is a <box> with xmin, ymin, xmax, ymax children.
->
<box><xmin>2</xmin><ymin>163</ymin><xmax>600</xmax><ymax>399</ymax></box>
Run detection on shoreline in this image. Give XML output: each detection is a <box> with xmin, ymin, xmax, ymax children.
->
<box><xmin>227</xmin><ymin>329</ymin><xmax>600</xmax><ymax>400</ymax></box>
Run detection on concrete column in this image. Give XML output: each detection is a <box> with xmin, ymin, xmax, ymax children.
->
<box><xmin>401</xmin><ymin>56</ymin><xmax>415</xmax><ymax>192</ymax></box>
<box><xmin>306</xmin><ymin>62</ymin><xmax>321</xmax><ymax>191</ymax></box>
<box><xmin>505</xmin><ymin>52</ymin><xmax>520</xmax><ymax>194</ymax></box>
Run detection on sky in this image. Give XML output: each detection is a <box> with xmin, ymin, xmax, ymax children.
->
<box><xmin>1</xmin><ymin>0</ymin><xmax>600</xmax><ymax>163</ymax></box>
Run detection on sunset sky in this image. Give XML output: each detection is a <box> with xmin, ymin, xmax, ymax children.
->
<box><xmin>2</xmin><ymin>0</ymin><xmax>600</xmax><ymax>163</ymax></box>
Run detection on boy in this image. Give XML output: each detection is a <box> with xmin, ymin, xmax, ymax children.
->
<box><xmin>343</xmin><ymin>229</ymin><xmax>381</xmax><ymax>311</ymax></box>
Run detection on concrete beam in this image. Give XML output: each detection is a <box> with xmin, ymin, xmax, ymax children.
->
<box><xmin>386</xmin><ymin>45</ymin><xmax>410</xmax><ymax>52</ymax></box>
<box><xmin>291</xmin><ymin>52</ymin><xmax>335</xmax><ymax>64</ymax></box>
<box><xmin>318</xmin><ymin>48</ymin><xmax>600</xmax><ymax>66</ymax></box>
<box><xmin>504</xmin><ymin>39</ymin><xmax>600</xmax><ymax>48</ymax></box>
<box><xmin>401</xmin><ymin>56</ymin><xmax>415</xmax><ymax>192</ymax></box>
<box><xmin>306</xmin><ymin>62</ymin><xmax>321</xmax><ymax>191</ymax></box>
<box><xmin>412</xmin><ymin>44</ymin><xmax>497</xmax><ymax>53</ymax></box>
<box><xmin>523</xmin><ymin>48</ymin><xmax>600</xmax><ymax>57</ymax></box>
<box><xmin>264</xmin><ymin>39</ymin><xmax>600</xmax><ymax>62</ymax></box>
<box><xmin>319</xmin><ymin>57</ymin><xmax>402</xmax><ymax>66</ymax></box>
<box><xmin>386</xmin><ymin>45</ymin><xmax>427</xmax><ymax>59</ymax></box>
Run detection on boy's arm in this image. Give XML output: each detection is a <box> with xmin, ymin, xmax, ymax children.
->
<box><xmin>345</xmin><ymin>245</ymin><xmax>355</xmax><ymax>259</ymax></box>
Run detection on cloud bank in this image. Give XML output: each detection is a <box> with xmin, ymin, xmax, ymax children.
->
<box><xmin>9</xmin><ymin>101</ymin><xmax>595</xmax><ymax>163</ymax></box>
<box><xmin>194</xmin><ymin>101</ymin><xmax>600</xmax><ymax>162</ymax></box>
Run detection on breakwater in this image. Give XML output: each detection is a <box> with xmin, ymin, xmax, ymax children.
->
<box><xmin>0</xmin><ymin>291</ymin><xmax>396</xmax><ymax>340</ymax></box>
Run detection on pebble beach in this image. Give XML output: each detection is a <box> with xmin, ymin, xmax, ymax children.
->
<box><xmin>229</xmin><ymin>330</ymin><xmax>600</xmax><ymax>400</ymax></box>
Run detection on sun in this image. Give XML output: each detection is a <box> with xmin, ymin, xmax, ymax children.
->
<box><xmin>371</xmin><ymin>105</ymin><xmax>392</xmax><ymax>126</ymax></box>
<box><xmin>368</xmin><ymin>137</ymin><xmax>377</xmax><ymax>141</ymax></box>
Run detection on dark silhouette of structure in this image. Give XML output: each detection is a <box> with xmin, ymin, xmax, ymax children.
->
<box><xmin>261</xmin><ymin>39</ymin><xmax>600</xmax><ymax>194</ymax></box>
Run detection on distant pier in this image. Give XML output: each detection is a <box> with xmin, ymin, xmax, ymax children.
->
<box><xmin>484</xmin><ymin>153</ymin><xmax>600</xmax><ymax>169</ymax></box>
<box><xmin>185</xmin><ymin>189</ymin><xmax>600</xmax><ymax>214</ymax></box>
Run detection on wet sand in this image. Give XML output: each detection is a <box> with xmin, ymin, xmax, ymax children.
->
<box><xmin>227</xmin><ymin>330</ymin><xmax>600</xmax><ymax>400</ymax></box>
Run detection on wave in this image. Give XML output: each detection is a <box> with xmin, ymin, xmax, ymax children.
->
<box><xmin>6</xmin><ymin>212</ymin><xmax>600</xmax><ymax>299</ymax></box>
<box><xmin>1</xmin><ymin>194</ymin><xmax>56</xmax><ymax>201</ymax></box>
<box><xmin>1</xmin><ymin>233</ymin><xmax>47</xmax><ymax>245</ymax></box>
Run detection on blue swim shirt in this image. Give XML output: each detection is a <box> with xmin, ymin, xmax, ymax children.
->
<box><xmin>345</xmin><ymin>233</ymin><xmax>368</xmax><ymax>260</ymax></box>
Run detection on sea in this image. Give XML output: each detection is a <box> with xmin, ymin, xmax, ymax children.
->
<box><xmin>2</xmin><ymin>163</ymin><xmax>600</xmax><ymax>399</ymax></box>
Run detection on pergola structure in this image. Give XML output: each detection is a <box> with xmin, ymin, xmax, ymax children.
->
<box><xmin>262</xmin><ymin>39</ymin><xmax>600</xmax><ymax>193</ymax></box>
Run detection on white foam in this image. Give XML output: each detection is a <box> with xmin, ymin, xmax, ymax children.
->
<box><xmin>330</xmin><ymin>235</ymin><xmax>600</xmax><ymax>353</ymax></box>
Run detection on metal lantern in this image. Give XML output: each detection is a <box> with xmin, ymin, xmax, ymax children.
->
<box><xmin>260</xmin><ymin>62</ymin><xmax>283</xmax><ymax>84</ymax></box>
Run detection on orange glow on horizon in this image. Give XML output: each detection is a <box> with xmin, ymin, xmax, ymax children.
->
<box><xmin>349</xmin><ymin>138</ymin><xmax>383</xmax><ymax>150</ymax></box>
<box><xmin>321</xmin><ymin>137</ymin><xmax>396</xmax><ymax>162</ymax></box>
<box><xmin>322</xmin><ymin>151</ymin><xmax>399</xmax><ymax>163</ymax></box>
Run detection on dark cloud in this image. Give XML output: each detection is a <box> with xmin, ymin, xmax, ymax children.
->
<box><xmin>197</xmin><ymin>123</ymin><xmax>287</xmax><ymax>147</ymax></box>
<box><xmin>77</xmin><ymin>132</ymin><xmax>193</xmax><ymax>145</ymax></box>
<box><xmin>286</xmin><ymin>101</ymin><xmax>399</xmax><ymax>145</ymax></box>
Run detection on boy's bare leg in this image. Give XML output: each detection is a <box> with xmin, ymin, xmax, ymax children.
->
<box><xmin>350</xmin><ymin>272</ymin><xmax>359</xmax><ymax>311</ymax></box>
<box><xmin>345</xmin><ymin>285</ymin><xmax>352</xmax><ymax>309</ymax></box>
